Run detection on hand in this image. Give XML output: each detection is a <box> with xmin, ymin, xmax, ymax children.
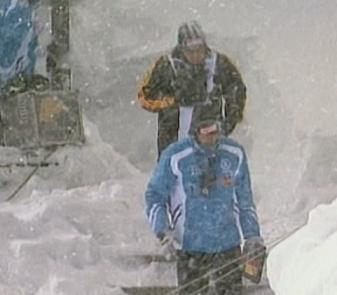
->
<box><xmin>244</xmin><ymin>236</ymin><xmax>264</xmax><ymax>248</ymax></box>
<box><xmin>243</xmin><ymin>236</ymin><xmax>265</xmax><ymax>261</ymax></box>
<box><xmin>156</xmin><ymin>232</ymin><xmax>176</xmax><ymax>258</ymax></box>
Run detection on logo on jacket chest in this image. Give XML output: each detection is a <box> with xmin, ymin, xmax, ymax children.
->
<box><xmin>190</xmin><ymin>165</ymin><xmax>202</xmax><ymax>176</ymax></box>
<box><xmin>220</xmin><ymin>159</ymin><xmax>233</xmax><ymax>173</ymax></box>
<box><xmin>189</xmin><ymin>159</ymin><xmax>234</xmax><ymax>175</ymax></box>
<box><xmin>188</xmin><ymin>159</ymin><xmax>234</xmax><ymax>181</ymax></box>
<box><xmin>220</xmin><ymin>159</ymin><xmax>234</xmax><ymax>186</ymax></box>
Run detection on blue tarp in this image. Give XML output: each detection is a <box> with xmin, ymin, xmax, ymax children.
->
<box><xmin>0</xmin><ymin>0</ymin><xmax>39</xmax><ymax>89</ymax></box>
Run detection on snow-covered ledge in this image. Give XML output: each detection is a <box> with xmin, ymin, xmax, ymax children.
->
<box><xmin>267</xmin><ymin>197</ymin><xmax>337</xmax><ymax>295</ymax></box>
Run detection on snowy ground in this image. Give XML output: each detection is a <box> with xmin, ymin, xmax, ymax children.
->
<box><xmin>0</xmin><ymin>119</ymin><xmax>162</xmax><ymax>294</ymax></box>
<box><xmin>0</xmin><ymin>0</ymin><xmax>337</xmax><ymax>294</ymax></box>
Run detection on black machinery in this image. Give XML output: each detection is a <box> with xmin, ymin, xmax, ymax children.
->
<box><xmin>0</xmin><ymin>0</ymin><xmax>84</xmax><ymax>152</ymax></box>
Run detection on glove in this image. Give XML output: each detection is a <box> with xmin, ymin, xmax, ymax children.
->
<box><xmin>156</xmin><ymin>232</ymin><xmax>176</xmax><ymax>258</ymax></box>
<box><xmin>243</xmin><ymin>236</ymin><xmax>265</xmax><ymax>261</ymax></box>
<box><xmin>244</xmin><ymin>236</ymin><xmax>264</xmax><ymax>248</ymax></box>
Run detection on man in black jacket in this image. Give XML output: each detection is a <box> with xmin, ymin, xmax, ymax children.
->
<box><xmin>138</xmin><ymin>20</ymin><xmax>247</xmax><ymax>157</ymax></box>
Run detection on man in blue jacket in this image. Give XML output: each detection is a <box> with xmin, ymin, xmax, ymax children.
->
<box><xmin>145</xmin><ymin>109</ymin><xmax>263</xmax><ymax>294</ymax></box>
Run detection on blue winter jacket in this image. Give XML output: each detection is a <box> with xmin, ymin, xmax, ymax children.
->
<box><xmin>145</xmin><ymin>136</ymin><xmax>261</xmax><ymax>253</ymax></box>
<box><xmin>0</xmin><ymin>0</ymin><xmax>38</xmax><ymax>89</ymax></box>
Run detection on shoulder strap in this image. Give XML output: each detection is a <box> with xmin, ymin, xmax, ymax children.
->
<box><xmin>168</xmin><ymin>52</ymin><xmax>217</xmax><ymax>88</ymax></box>
<box><xmin>167</xmin><ymin>54</ymin><xmax>177</xmax><ymax>76</ymax></box>
<box><xmin>167</xmin><ymin>54</ymin><xmax>188</xmax><ymax>77</ymax></box>
<box><xmin>205</xmin><ymin>51</ymin><xmax>217</xmax><ymax>94</ymax></box>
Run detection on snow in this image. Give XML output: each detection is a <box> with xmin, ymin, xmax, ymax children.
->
<box><xmin>0</xmin><ymin>0</ymin><xmax>337</xmax><ymax>294</ymax></box>
<box><xmin>0</xmin><ymin>118</ymin><xmax>174</xmax><ymax>294</ymax></box>
<box><xmin>267</xmin><ymin>197</ymin><xmax>337</xmax><ymax>295</ymax></box>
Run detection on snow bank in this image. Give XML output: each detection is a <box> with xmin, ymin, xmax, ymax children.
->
<box><xmin>267</xmin><ymin>197</ymin><xmax>337</xmax><ymax>295</ymax></box>
<box><xmin>0</xmin><ymin>169</ymin><xmax>170</xmax><ymax>293</ymax></box>
<box><xmin>0</xmin><ymin>114</ymin><xmax>175</xmax><ymax>294</ymax></box>
<box><xmin>0</xmin><ymin>179</ymin><xmax>171</xmax><ymax>294</ymax></box>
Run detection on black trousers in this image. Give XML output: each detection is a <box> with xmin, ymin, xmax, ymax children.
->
<box><xmin>175</xmin><ymin>247</ymin><xmax>242</xmax><ymax>295</ymax></box>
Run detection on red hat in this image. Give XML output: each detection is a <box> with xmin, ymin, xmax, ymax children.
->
<box><xmin>198</xmin><ymin>121</ymin><xmax>219</xmax><ymax>135</ymax></box>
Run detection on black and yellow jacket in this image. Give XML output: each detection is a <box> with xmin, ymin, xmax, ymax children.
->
<box><xmin>138</xmin><ymin>46</ymin><xmax>246</xmax><ymax>156</ymax></box>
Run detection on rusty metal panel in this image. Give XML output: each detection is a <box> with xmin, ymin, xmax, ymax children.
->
<box><xmin>2</xmin><ymin>90</ymin><xmax>85</xmax><ymax>149</ymax></box>
<box><xmin>35</xmin><ymin>90</ymin><xmax>84</xmax><ymax>146</ymax></box>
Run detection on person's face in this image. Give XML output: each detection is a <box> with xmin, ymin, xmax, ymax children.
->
<box><xmin>196</xmin><ymin>127</ymin><xmax>219</xmax><ymax>147</ymax></box>
<box><xmin>183</xmin><ymin>45</ymin><xmax>206</xmax><ymax>65</ymax></box>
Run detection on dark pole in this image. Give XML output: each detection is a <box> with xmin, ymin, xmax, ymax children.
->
<box><xmin>47</xmin><ymin>0</ymin><xmax>71</xmax><ymax>90</ymax></box>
